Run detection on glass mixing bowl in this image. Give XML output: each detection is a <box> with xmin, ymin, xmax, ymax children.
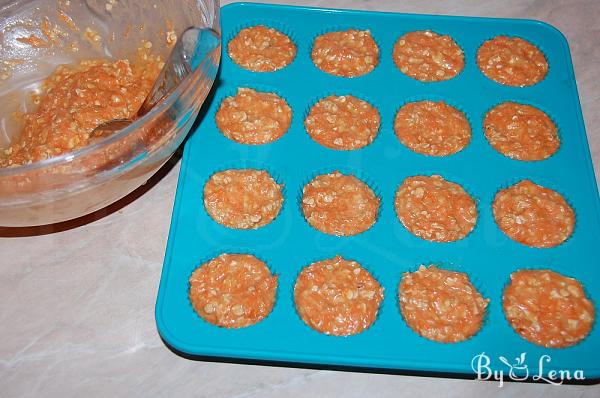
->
<box><xmin>0</xmin><ymin>0</ymin><xmax>220</xmax><ymax>226</ymax></box>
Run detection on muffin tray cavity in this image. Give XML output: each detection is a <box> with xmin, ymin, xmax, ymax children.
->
<box><xmin>156</xmin><ymin>3</ymin><xmax>600</xmax><ymax>379</ymax></box>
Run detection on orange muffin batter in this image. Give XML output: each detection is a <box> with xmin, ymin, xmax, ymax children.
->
<box><xmin>304</xmin><ymin>95</ymin><xmax>380</xmax><ymax>150</ymax></box>
<box><xmin>393</xmin><ymin>30</ymin><xmax>464</xmax><ymax>82</ymax></box>
<box><xmin>311</xmin><ymin>29</ymin><xmax>379</xmax><ymax>77</ymax></box>
<box><xmin>484</xmin><ymin>102</ymin><xmax>559</xmax><ymax>161</ymax></box>
<box><xmin>189</xmin><ymin>253</ymin><xmax>278</xmax><ymax>328</ymax></box>
<box><xmin>301</xmin><ymin>171</ymin><xmax>380</xmax><ymax>236</ymax></box>
<box><xmin>399</xmin><ymin>265</ymin><xmax>489</xmax><ymax>343</ymax></box>
<box><xmin>204</xmin><ymin>169</ymin><xmax>283</xmax><ymax>230</ymax></box>
<box><xmin>477</xmin><ymin>36</ymin><xmax>548</xmax><ymax>87</ymax></box>
<box><xmin>504</xmin><ymin>269</ymin><xmax>594</xmax><ymax>348</ymax></box>
<box><xmin>493</xmin><ymin>180</ymin><xmax>574</xmax><ymax>248</ymax></box>
<box><xmin>1</xmin><ymin>57</ymin><xmax>162</xmax><ymax>167</ymax></box>
<box><xmin>227</xmin><ymin>25</ymin><xmax>296</xmax><ymax>72</ymax></box>
<box><xmin>294</xmin><ymin>256</ymin><xmax>384</xmax><ymax>336</ymax></box>
<box><xmin>394</xmin><ymin>100</ymin><xmax>471</xmax><ymax>156</ymax></box>
<box><xmin>395</xmin><ymin>175</ymin><xmax>477</xmax><ymax>242</ymax></box>
<box><xmin>215</xmin><ymin>88</ymin><xmax>292</xmax><ymax>145</ymax></box>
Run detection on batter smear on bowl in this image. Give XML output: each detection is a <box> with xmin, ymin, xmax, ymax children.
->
<box><xmin>311</xmin><ymin>29</ymin><xmax>379</xmax><ymax>77</ymax></box>
<box><xmin>484</xmin><ymin>102</ymin><xmax>559</xmax><ymax>161</ymax></box>
<box><xmin>216</xmin><ymin>88</ymin><xmax>292</xmax><ymax>145</ymax></box>
<box><xmin>503</xmin><ymin>269</ymin><xmax>594</xmax><ymax>348</ymax></box>
<box><xmin>294</xmin><ymin>256</ymin><xmax>384</xmax><ymax>336</ymax></box>
<box><xmin>399</xmin><ymin>265</ymin><xmax>489</xmax><ymax>343</ymax></box>
<box><xmin>394</xmin><ymin>100</ymin><xmax>471</xmax><ymax>156</ymax></box>
<box><xmin>1</xmin><ymin>57</ymin><xmax>162</xmax><ymax>167</ymax></box>
<box><xmin>204</xmin><ymin>169</ymin><xmax>283</xmax><ymax>230</ymax></box>
<box><xmin>189</xmin><ymin>254</ymin><xmax>278</xmax><ymax>328</ymax></box>
<box><xmin>477</xmin><ymin>36</ymin><xmax>548</xmax><ymax>87</ymax></box>
<box><xmin>393</xmin><ymin>30</ymin><xmax>464</xmax><ymax>82</ymax></box>
<box><xmin>493</xmin><ymin>180</ymin><xmax>574</xmax><ymax>248</ymax></box>
<box><xmin>304</xmin><ymin>95</ymin><xmax>380</xmax><ymax>150</ymax></box>
<box><xmin>227</xmin><ymin>25</ymin><xmax>296</xmax><ymax>72</ymax></box>
<box><xmin>301</xmin><ymin>171</ymin><xmax>380</xmax><ymax>236</ymax></box>
<box><xmin>395</xmin><ymin>175</ymin><xmax>477</xmax><ymax>242</ymax></box>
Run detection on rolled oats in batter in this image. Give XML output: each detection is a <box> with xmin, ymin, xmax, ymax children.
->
<box><xmin>504</xmin><ymin>269</ymin><xmax>594</xmax><ymax>348</ymax></box>
<box><xmin>228</xmin><ymin>25</ymin><xmax>296</xmax><ymax>72</ymax></box>
<box><xmin>301</xmin><ymin>171</ymin><xmax>379</xmax><ymax>236</ymax></box>
<box><xmin>393</xmin><ymin>30</ymin><xmax>464</xmax><ymax>82</ymax></box>
<box><xmin>484</xmin><ymin>102</ymin><xmax>559</xmax><ymax>161</ymax></box>
<box><xmin>311</xmin><ymin>29</ymin><xmax>379</xmax><ymax>77</ymax></box>
<box><xmin>394</xmin><ymin>100</ymin><xmax>471</xmax><ymax>157</ymax></box>
<box><xmin>189</xmin><ymin>253</ymin><xmax>278</xmax><ymax>329</ymax></box>
<box><xmin>477</xmin><ymin>36</ymin><xmax>548</xmax><ymax>87</ymax></box>
<box><xmin>395</xmin><ymin>175</ymin><xmax>477</xmax><ymax>242</ymax></box>
<box><xmin>294</xmin><ymin>256</ymin><xmax>383</xmax><ymax>336</ymax></box>
<box><xmin>216</xmin><ymin>88</ymin><xmax>292</xmax><ymax>145</ymax></box>
<box><xmin>204</xmin><ymin>169</ymin><xmax>283</xmax><ymax>230</ymax></box>
<box><xmin>304</xmin><ymin>95</ymin><xmax>380</xmax><ymax>150</ymax></box>
<box><xmin>493</xmin><ymin>180</ymin><xmax>574</xmax><ymax>248</ymax></box>
<box><xmin>399</xmin><ymin>265</ymin><xmax>488</xmax><ymax>343</ymax></box>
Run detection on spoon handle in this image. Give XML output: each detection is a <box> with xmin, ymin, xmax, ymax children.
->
<box><xmin>138</xmin><ymin>27</ymin><xmax>221</xmax><ymax>116</ymax></box>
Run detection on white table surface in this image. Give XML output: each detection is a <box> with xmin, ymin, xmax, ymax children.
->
<box><xmin>1</xmin><ymin>1</ymin><xmax>599</xmax><ymax>396</ymax></box>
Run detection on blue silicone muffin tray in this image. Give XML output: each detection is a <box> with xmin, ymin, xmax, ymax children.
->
<box><xmin>156</xmin><ymin>2</ymin><xmax>600</xmax><ymax>379</ymax></box>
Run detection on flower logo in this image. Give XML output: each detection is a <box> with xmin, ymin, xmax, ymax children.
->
<box><xmin>498</xmin><ymin>352</ymin><xmax>529</xmax><ymax>381</ymax></box>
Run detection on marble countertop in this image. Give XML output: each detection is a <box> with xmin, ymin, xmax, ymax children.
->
<box><xmin>1</xmin><ymin>1</ymin><xmax>599</xmax><ymax>396</ymax></box>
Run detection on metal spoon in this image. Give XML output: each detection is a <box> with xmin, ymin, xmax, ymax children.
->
<box><xmin>89</xmin><ymin>27</ymin><xmax>220</xmax><ymax>140</ymax></box>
